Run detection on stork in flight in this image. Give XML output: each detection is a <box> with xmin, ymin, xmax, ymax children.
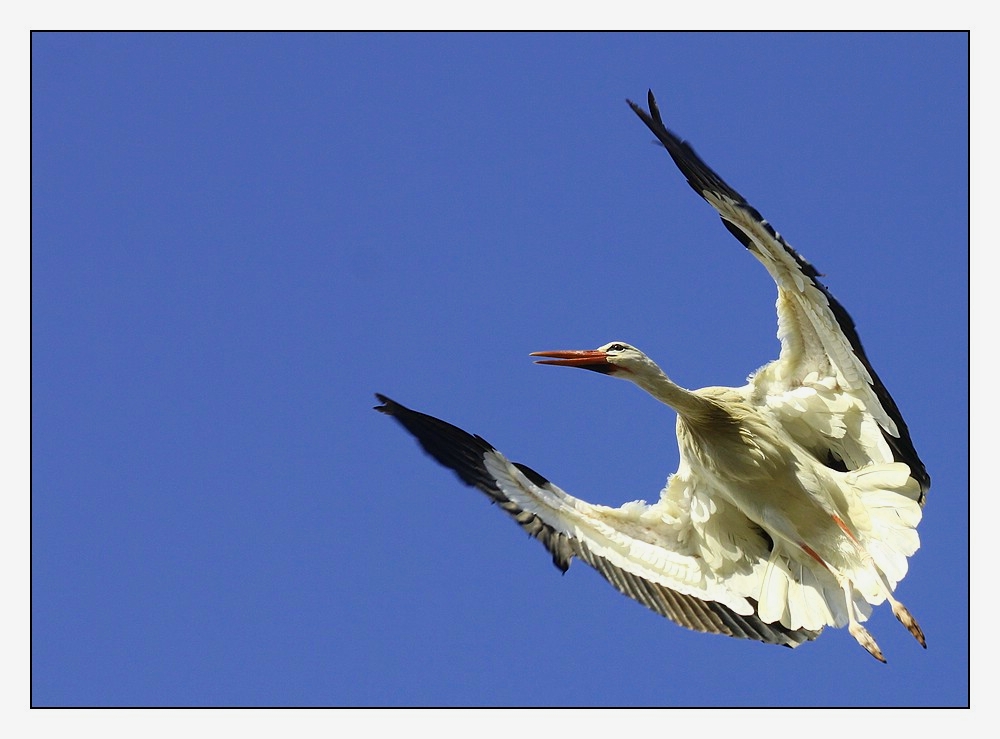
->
<box><xmin>376</xmin><ymin>90</ymin><xmax>929</xmax><ymax>662</ymax></box>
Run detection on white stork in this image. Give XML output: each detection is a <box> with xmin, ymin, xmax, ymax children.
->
<box><xmin>376</xmin><ymin>90</ymin><xmax>929</xmax><ymax>662</ymax></box>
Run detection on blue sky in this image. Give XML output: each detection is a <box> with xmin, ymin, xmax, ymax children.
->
<box><xmin>32</xmin><ymin>32</ymin><xmax>968</xmax><ymax>707</ymax></box>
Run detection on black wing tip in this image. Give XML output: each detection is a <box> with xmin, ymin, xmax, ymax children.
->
<box><xmin>626</xmin><ymin>89</ymin><xmax>661</xmax><ymax>119</ymax></box>
<box><xmin>377</xmin><ymin>395</ymin><xmax>577</xmax><ymax>573</ymax></box>
<box><xmin>373</xmin><ymin>393</ymin><xmax>398</xmax><ymax>414</ymax></box>
<box><xmin>646</xmin><ymin>88</ymin><xmax>661</xmax><ymax>123</ymax></box>
<box><xmin>626</xmin><ymin>89</ymin><xmax>662</xmax><ymax>131</ymax></box>
<box><xmin>626</xmin><ymin>89</ymin><xmax>736</xmax><ymax>203</ymax></box>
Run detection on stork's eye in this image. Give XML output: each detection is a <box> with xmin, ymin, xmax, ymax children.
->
<box><xmin>608</xmin><ymin>343</ymin><xmax>627</xmax><ymax>352</ymax></box>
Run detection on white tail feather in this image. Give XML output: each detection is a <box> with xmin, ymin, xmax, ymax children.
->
<box><xmin>845</xmin><ymin>462</ymin><xmax>923</xmax><ymax>593</ymax></box>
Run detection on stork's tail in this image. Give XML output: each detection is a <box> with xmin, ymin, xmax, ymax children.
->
<box><xmin>844</xmin><ymin>462</ymin><xmax>923</xmax><ymax>595</ymax></box>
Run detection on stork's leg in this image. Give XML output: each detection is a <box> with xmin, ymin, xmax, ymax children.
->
<box><xmin>887</xmin><ymin>595</ymin><xmax>926</xmax><ymax>648</ymax></box>
<box><xmin>829</xmin><ymin>511</ymin><xmax>925</xmax><ymax>653</ymax></box>
<box><xmin>866</xmin><ymin>560</ymin><xmax>927</xmax><ymax>648</ymax></box>
<box><xmin>840</xmin><ymin>577</ymin><xmax>886</xmax><ymax>663</ymax></box>
<box><xmin>797</xmin><ymin>539</ymin><xmax>887</xmax><ymax>662</ymax></box>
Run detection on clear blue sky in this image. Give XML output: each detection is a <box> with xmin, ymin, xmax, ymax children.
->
<box><xmin>32</xmin><ymin>32</ymin><xmax>968</xmax><ymax>707</ymax></box>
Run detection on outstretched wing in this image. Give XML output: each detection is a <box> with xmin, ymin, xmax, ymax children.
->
<box><xmin>627</xmin><ymin>91</ymin><xmax>929</xmax><ymax>498</ymax></box>
<box><xmin>375</xmin><ymin>394</ymin><xmax>819</xmax><ymax>648</ymax></box>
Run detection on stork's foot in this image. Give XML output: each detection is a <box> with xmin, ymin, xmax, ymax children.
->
<box><xmin>891</xmin><ymin>600</ymin><xmax>926</xmax><ymax>648</ymax></box>
<box><xmin>849</xmin><ymin>622</ymin><xmax>886</xmax><ymax>663</ymax></box>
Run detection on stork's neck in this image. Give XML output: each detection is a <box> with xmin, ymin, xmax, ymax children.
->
<box><xmin>629</xmin><ymin>365</ymin><xmax>723</xmax><ymax>425</ymax></box>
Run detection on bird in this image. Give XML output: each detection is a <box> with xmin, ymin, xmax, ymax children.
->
<box><xmin>375</xmin><ymin>90</ymin><xmax>929</xmax><ymax>662</ymax></box>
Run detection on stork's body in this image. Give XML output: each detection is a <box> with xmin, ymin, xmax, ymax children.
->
<box><xmin>376</xmin><ymin>91</ymin><xmax>928</xmax><ymax>661</ymax></box>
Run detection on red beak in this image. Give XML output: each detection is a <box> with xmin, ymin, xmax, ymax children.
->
<box><xmin>530</xmin><ymin>349</ymin><xmax>617</xmax><ymax>374</ymax></box>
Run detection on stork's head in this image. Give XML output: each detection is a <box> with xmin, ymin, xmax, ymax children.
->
<box><xmin>530</xmin><ymin>341</ymin><xmax>656</xmax><ymax>379</ymax></box>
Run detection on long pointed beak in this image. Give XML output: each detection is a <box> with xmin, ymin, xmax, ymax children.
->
<box><xmin>530</xmin><ymin>349</ymin><xmax>616</xmax><ymax>374</ymax></box>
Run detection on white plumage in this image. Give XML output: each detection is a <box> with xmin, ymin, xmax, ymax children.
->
<box><xmin>376</xmin><ymin>90</ymin><xmax>928</xmax><ymax>662</ymax></box>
